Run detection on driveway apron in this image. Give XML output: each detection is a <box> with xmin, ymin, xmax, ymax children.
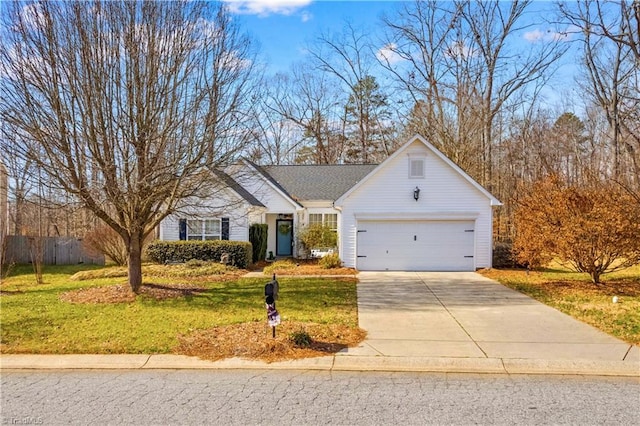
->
<box><xmin>348</xmin><ymin>272</ymin><xmax>639</xmax><ymax>362</ymax></box>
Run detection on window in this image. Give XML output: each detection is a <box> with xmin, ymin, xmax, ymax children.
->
<box><xmin>187</xmin><ymin>219</ymin><xmax>221</xmax><ymax>240</ymax></box>
<box><xmin>308</xmin><ymin>213</ymin><xmax>338</xmax><ymax>231</ymax></box>
<box><xmin>309</xmin><ymin>214</ymin><xmax>323</xmax><ymax>226</ymax></box>
<box><xmin>409</xmin><ymin>158</ymin><xmax>425</xmax><ymax>178</ymax></box>
<box><xmin>324</xmin><ymin>213</ymin><xmax>337</xmax><ymax>230</ymax></box>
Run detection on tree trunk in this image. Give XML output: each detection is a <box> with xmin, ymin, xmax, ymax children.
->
<box><xmin>127</xmin><ymin>233</ymin><xmax>143</xmax><ymax>293</ymax></box>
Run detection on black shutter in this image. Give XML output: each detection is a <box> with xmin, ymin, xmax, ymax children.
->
<box><xmin>179</xmin><ymin>219</ymin><xmax>187</xmax><ymax>240</ymax></box>
<box><xmin>221</xmin><ymin>218</ymin><xmax>230</xmax><ymax>240</ymax></box>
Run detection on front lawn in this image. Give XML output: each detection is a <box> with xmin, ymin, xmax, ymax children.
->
<box><xmin>0</xmin><ymin>264</ymin><xmax>364</xmax><ymax>360</ymax></box>
<box><xmin>479</xmin><ymin>264</ymin><xmax>640</xmax><ymax>345</ymax></box>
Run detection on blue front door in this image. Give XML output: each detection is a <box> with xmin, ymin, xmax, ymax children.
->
<box><xmin>276</xmin><ymin>219</ymin><xmax>293</xmax><ymax>256</ymax></box>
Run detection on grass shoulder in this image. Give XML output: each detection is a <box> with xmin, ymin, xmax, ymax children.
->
<box><xmin>479</xmin><ymin>264</ymin><xmax>640</xmax><ymax>345</ymax></box>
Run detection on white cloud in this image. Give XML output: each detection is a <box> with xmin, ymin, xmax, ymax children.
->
<box><xmin>524</xmin><ymin>29</ymin><xmax>545</xmax><ymax>42</ymax></box>
<box><xmin>223</xmin><ymin>0</ymin><xmax>313</xmax><ymax>17</ymax></box>
<box><xmin>18</xmin><ymin>3</ymin><xmax>46</xmax><ymax>31</ymax></box>
<box><xmin>445</xmin><ymin>41</ymin><xmax>477</xmax><ymax>59</ymax></box>
<box><xmin>524</xmin><ymin>28</ymin><xmax>571</xmax><ymax>43</ymax></box>
<box><xmin>376</xmin><ymin>43</ymin><xmax>405</xmax><ymax>65</ymax></box>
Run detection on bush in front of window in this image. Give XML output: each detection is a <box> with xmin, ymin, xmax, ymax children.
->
<box><xmin>298</xmin><ymin>224</ymin><xmax>337</xmax><ymax>254</ymax></box>
<box><xmin>146</xmin><ymin>240</ymin><xmax>252</xmax><ymax>269</ymax></box>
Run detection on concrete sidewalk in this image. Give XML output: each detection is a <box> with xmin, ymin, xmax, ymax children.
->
<box><xmin>1</xmin><ymin>353</ymin><xmax>638</xmax><ymax>376</ymax></box>
<box><xmin>1</xmin><ymin>272</ymin><xmax>639</xmax><ymax>377</ymax></box>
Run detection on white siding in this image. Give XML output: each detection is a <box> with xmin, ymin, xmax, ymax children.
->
<box><xmin>337</xmin><ymin>139</ymin><xmax>495</xmax><ymax>269</ymax></box>
<box><xmin>158</xmin><ymin>187</ymin><xmax>253</xmax><ymax>242</ymax></box>
<box><xmin>232</xmin><ymin>165</ymin><xmax>299</xmax><ymax>213</ymax></box>
<box><xmin>159</xmin><ymin>216</ymin><xmax>181</xmax><ymax>241</ymax></box>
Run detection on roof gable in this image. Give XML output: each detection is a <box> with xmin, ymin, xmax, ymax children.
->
<box><xmin>243</xmin><ymin>160</ymin><xmax>304</xmax><ymax>208</ymax></box>
<box><xmin>209</xmin><ymin>168</ymin><xmax>265</xmax><ymax>208</ymax></box>
<box><xmin>336</xmin><ymin>135</ymin><xmax>502</xmax><ymax>206</ymax></box>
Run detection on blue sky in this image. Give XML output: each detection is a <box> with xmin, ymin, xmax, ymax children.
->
<box><xmin>223</xmin><ymin>1</ymin><xmax>569</xmax><ymax>71</ymax></box>
<box><xmin>223</xmin><ymin>0</ymin><xmax>580</xmax><ymax>110</ymax></box>
<box><xmin>224</xmin><ymin>1</ymin><xmax>406</xmax><ymax>73</ymax></box>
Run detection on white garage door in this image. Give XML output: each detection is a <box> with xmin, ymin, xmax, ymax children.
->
<box><xmin>356</xmin><ymin>220</ymin><xmax>475</xmax><ymax>271</ymax></box>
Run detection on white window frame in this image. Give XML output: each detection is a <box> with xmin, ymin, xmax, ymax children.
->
<box><xmin>308</xmin><ymin>213</ymin><xmax>323</xmax><ymax>227</ymax></box>
<box><xmin>187</xmin><ymin>218</ymin><xmax>221</xmax><ymax>241</ymax></box>
<box><xmin>308</xmin><ymin>213</ymin><xmax>338</xmax><ymax>232</ymax></box>
<box><xmin>409</xmin><ymin>157</ymin><xmax>425</xmax><ymax>179</ymax></box>
<box><xmin>324</xmin><ymin>213</ymin><xmax>338</xmax><ymax>231</ymax></box>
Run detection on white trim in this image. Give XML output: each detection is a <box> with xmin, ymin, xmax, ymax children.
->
<box><xmin>354</xmin><ymin>212</ymin><xmax>480</xmax><ymax>221</ymax></box>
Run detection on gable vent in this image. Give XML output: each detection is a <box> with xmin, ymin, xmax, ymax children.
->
<box><xmin>409</xmin><ymin>158</ymin><xmax>425</xmax><ymax>178</ymax></box>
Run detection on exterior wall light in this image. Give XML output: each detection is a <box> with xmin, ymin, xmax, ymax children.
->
<box><xmin>413</xmin><ymin>186</ymin><xmax>420</xmax><ymax>201</ymax></box>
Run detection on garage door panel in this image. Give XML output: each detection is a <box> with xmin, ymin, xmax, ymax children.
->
<box><xmin>357</xmin><ymin>220</ymin><xmax>474</xmax><ymax>271</ymax></box>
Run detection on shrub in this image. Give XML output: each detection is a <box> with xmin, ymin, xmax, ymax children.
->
<box><xmin>289</xmin><ymin>329</ymin><xmax>312</xmax><ymax>348</ymax></box>
<box><xmin>513</xmin><ymin>176</ymin><xmax>640</xmax><ymax>283</ymax></box>
<box><xmin>492</xmin><ymin>242</ymin><xmax>527</xmax><ymax>269</ymax></box>
<box><xmin>145</xmin><ymin>240</ymin><xmax>252</xmax><ymax>269</ymax></box>
<box><xmin>298</xmin><ymin>224</ymin><xmax>337</xmax><ymax>253</ymax></box>
<box><xmin>249</xmin><ymin>224</ymin><xmax>268</xmax><ymax>263</ymax></box>
<box><xmin>319</xmin><ymin>253</ymin><xmax>342</xmax><ymax>269</ymax></box>
<box><xmin>83</xmin><ymin>225</ymin><xmax>128</xmax><ymax>266</ymax></box>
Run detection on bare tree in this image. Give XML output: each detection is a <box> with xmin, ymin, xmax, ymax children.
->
<box><xmin>560</xmin><ymin>0</ymin><xmax>640</xmax><ymax>62</ymax></box>
<box><xmin>267</xmin><ymin>67</ymin><xmax>345</xmax><ymax>164</ymax></box>
<box><xmin>0</xmin><ymin>1</ymin><xmax>260</xmax><ymax>292</ymax></box>
<box><xmin>309</xmin><ymin>22</ymin><xmax>396</xmax><ymax>163</ymax></box>
<box><xmin>249</xmin><ymin>79</ymin><xmax>306</xmax><ymax>165</ymax></box>
<box><xmin>382</xmin><ymin>1</ymin><xmax>484</xmax><ymax>177</ymax></box>
<box><xmin>560</xmin><ymin>0</ymin><xmax>640</xmax><ymax>186</ymax></box>
<box><xmin>381</xmin><ymin>0</ymin><xmax>567</xmax><ymax>188</ymax></box>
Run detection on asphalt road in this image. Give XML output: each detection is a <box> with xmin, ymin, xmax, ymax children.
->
<box><xmin>1</xmin><ymin>370</ymin><xmax>638</xmax><ymax>425</ymax></box>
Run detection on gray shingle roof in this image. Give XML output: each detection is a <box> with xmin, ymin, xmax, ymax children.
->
<box><xmin>259</xmin><ymin>164</ymin><xmax>378</xmax><ymax>202</ymax></box>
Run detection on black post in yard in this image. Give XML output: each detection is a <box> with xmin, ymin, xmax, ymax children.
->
<box><xmin>265</xmin><ymin>273</ymin><xmax>281</xmax><ymax>339</ymax></box>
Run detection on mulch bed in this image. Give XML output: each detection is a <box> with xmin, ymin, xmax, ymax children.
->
<box><xmin>174</xmin><ymin>321</ymin><xmax>367</xmax><ymax>363</ymax></box>
<box><xmin>262</xmin><ymin>259</ymin><xmax>357</xmax><ymax>276</ymax></box>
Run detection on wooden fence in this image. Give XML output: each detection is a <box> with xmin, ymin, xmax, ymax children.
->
<box><xmin>4</xmin><ymin>235</ymin><xmax>104</xmax><ymax>265</ymax></box>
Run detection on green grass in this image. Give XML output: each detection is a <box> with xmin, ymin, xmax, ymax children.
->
<box><xmin>480</xmin><ymin>264</ymin><xmax>640</xmax><ymax>345</ymax></box>
<box><xmin>0</xmin><ymin>264</ymin><xmax>358</xmax><ymax>354</ymax></box>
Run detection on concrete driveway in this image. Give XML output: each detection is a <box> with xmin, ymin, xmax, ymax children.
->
<box><xmin>346</xmin><ymin>272</ymin><xmax>639</xmax><ymax>363</ymax></box>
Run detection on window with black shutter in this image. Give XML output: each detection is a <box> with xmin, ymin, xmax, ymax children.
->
<box><xmin>221</xmin><ymin>217</ymin><xmax>229</xmax><ymax>240</ymax></box>
<box><xmin>179</xmin><ymin>219</ymin><xmax>187</xmax><ymax>240</ymax></box>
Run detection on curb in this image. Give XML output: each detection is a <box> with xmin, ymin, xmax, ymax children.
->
<box><xmin>1</xmin><ymin>354</ymin><xmax>638</xmax><ymax>377</ymax></box>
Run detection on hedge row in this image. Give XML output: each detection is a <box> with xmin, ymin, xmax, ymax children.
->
<box><xmin>146</xmin><ymin>240</ymin><xmax>252</xmax><ymax>269</ymax></box>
